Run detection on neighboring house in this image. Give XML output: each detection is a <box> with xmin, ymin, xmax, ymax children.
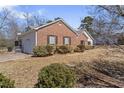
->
<box><xmin>19</xmin><ymin>19</ymin><xmax>94</xmax><ymax>54</ymax></box>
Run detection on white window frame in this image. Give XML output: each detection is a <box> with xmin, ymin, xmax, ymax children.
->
<box><xmin>48</xmin><ymin>35</ymin><xmax>57</xmax><ymax>45</ymax></box>
<box><xmin>63</xmin><ymin>36</ymin><xmax>71</xmax><ymax>45</ymax></box>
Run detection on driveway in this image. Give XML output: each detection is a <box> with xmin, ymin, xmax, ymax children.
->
<box><xmin>0</xmin><ymin>53</ymin><xmax>31</xmax><ymax>62</ymax></box>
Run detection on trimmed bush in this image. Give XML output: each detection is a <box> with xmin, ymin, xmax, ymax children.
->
<box><xmin>33</xmin><ymin>46</ymin><xmax>49</xmax><ymax>57</ymax></box>
<box><xmin>77</xmin><ymin>44</ymin><xmax>85</xmax><ymax>51</ymax></box>
<box><xmin>0</xmin><ymin>73</ymin><xmax>15</xmax><ymax>88</ymax></box>
<box><xmin>85</xmin><ymin>45</ymin><xmax>94</xmax><ymax>50</ymax></box>
<box><xmin>7</xmin><ymin>47</ymin><xmax>13</xmax><ymax>52</ymax></box>
<box><xmin>56</xmin><ymin>45</ymin><xmax>72</xmax><ymax>54</ymax></box>
<box><xmin>74</xmin><ymin>47</ymin><xmax>81</xmax><ymax>52</ymax></box>
<box><xmin>35</xmin><ymin>63</ymin><xmax>76</xmax><ymax>88</ymax></box>
<box><xmin>74</xmin><ymin>44</ymin><xmax>93</xmax><ymax>52</ymax></box>
<box><xmin>45</xmin><ymin>45</ymin><xmax>56</xmax><ymax>55</ymax></box>
<box><xmin>74</xmin><ymin>44</ymin><xmax>85</xmax><ymax>52</ymax></box>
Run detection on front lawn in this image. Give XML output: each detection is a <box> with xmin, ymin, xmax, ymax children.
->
<box><xmin>0</xmin><ymin>46</ymin><xmax>124</xmax><ymax>87</ymax></box>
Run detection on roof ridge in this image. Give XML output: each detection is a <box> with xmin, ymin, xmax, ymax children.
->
<box><xmin>34</xmin><ymin>19</ymin><xmax>63</xmax><ymax>30</ymax></box>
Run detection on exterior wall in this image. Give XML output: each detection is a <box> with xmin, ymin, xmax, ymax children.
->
<box><xmin>76</xmin><ymin>33</ymin><xmax>88</xmax><ymax>45</ymax></box>
<box><xmin>37</xmin><ymin>21</ymin><xmax>87</xmax><ymax>47</ymax></box>
<box><xmin>21</xmin><ymin>31</ymin><xmax>36</xmax><ymax>54</ymax></box>
<box><xmin>21</xmin><ymin>20</ymin><xmax>93</xmax><ymax>54</ymax></box>
<box><xmin>83</xmin><ymin>31</ymin><xmax>93</xmax><ymax>46</ymax></box>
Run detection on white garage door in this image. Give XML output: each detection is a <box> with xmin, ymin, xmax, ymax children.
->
<box><xmin>22</xmin><ymin>32</ymin><xmax>35</xmax><ymax>54</ymax></box>
<box><xmin>24</xmin><ymin>39</ymin><xmax>32</xmax><ymax>54</ymax></box>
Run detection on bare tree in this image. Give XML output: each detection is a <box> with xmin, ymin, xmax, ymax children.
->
<box><xmin>0</xmin><ymin>8</ymin><xmax>11</xmax><ymax>48</ymax></box>
<box><xmin>23</xmin><ymin>12</ymin><xmax>48</xmax><ymax>31</ymax></box>
<box><xmin>7</xmin><ymin>17</ymin><xmax>20</xmax><ymax>41</ymax></box>
<box><xmin>0</xmin><ymin>8</ymin><xmax>21</xmax><ymax>48</ymax></box>
<box><xmin>88</xmin><ymin>5</ymin><xmax>124</xmax><ymax>45</ymax></box>
<box><xmin>98</xmin><ymin>5</ymin><xmax>124</xmax><ymax>17</ymax></box>
<box><xmin>0</xmin><ymin>7</ymin><xmax>48</xmax><ymax>49</ymax></box>
<box><xmin>33</xmin><ymin>15</ymin><xmax>47</xmax><ymax>26</ymax></box>
<box><xmin>0</xmin><ymin>8</ymin><xmax>10</xmax><ymax>30</ymax></box>
<box><xmin>23</xmin><ymin>12</ymin><xmax>33</xmax><ymax>28</ymax></box>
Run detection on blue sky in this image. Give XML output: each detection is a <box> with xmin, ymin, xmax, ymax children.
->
<box><xmin>0</xmin><ymin>5</ymin><xmax>93</xmax><ymax>29</ymax></box>
<box><xmin>14</xmin><ymin>5</ymin><xmax>93</xmax><ymax>29</ymax></box>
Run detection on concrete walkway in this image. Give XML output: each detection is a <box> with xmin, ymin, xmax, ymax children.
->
<box><xmin>0</xmin><ymin>53</ymin><xmax>31</xmax><ymax>62</ymax></box>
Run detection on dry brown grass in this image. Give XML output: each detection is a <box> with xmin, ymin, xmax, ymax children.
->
<box><xmin>0</xmin><ymin>46</ymin><xmax>124</xmax><ymax>87</ymax></box>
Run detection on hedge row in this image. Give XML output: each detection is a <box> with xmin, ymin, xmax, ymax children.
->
<box><xmin>33</xmin><ymin>44</ymin><xmax>94</xmax><ymax>57</ymax></box>
<box><xmin>33</xmin><ymin>45</ymin><xmax>56</xmax><ymax>57</ymax></box>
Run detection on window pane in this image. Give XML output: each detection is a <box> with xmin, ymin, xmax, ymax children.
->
<box><xmin>88</xmin><ymin>41</ymin><xmax>91</xmax><ymax>45</ymax></box>
<box><xmin>64</xmin><ymin>37</ymin><xmax>70</xmax><ymax>44</ymax></box>
<box><xmin>80</xmin><ymin>40</ymin><xmax>84</xmax><ymax>45</ymax></box>
<box><xmin>15</xmin><ymin>41</ymin><xmax>19</xmax><ymax>46</ymax></box>
<box><xmin>49</xmin><ymin>36</ymin><xmax>56</xmax><ymax>44</ymax></box>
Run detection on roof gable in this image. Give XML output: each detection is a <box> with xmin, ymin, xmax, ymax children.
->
<box><xmin>76</xmin><ymin>29</ymin><xmax>94</xmax><ymax>40</ymax></box>
<box><xmin>34</xmin><ymin>19</ymin><xmax>78</xmax><ymax>36</ymax></box>
<box><xmin>20</xmin><ymin>19</ymin><xmax>93</xmax><ymax>41</ymax></box>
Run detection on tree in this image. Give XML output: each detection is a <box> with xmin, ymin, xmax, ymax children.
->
<box><xmin>88</xmin><ymin>5</ymin><xmax>124</xmax><ymax>45</ymax></box>
<box><xmin>54</xmin><ymin>17</ymin><xmax>62</xmax><ymax>20</ymax></box>
<box><xmin>0</xmin><ymin>7</ymin><xmax>48</xmax><ymax>49</ymax></box>
<box><xmin>79</xmin><ymin>16</ymin><xmax>94</xmax><ymax>36</ymax></box>
<box><xmin>23</xmin><ymin>12</ymin><xmax>48</xmax><ymax>31</ymax></box>
<box><xmin>46</xmin><ymin>20</ymin><xmax>53</xmax><ymax>23</ymax></box>
<box><xmin>33</xmin><ymin>15</ymin><xmax>47</xmax><ymax>26</ymax></box>
<box><xmin>0</xmin><ymin>8</ymin><xmax>10</xmax><ymax>30</ymax></box>
<box><xmin>0</xmin><ymin>8</ymin><xmax>11</xmax><ymax>48</ymax></box>
<box><xmin>98</xmin><ymin>5</ymin><xmax>124</xmax><ymax>17</ymax></box>
<box><xmin>0</xmin><ymin>8</ymin><xmax>21</xmax><ymax>48</ymax></box>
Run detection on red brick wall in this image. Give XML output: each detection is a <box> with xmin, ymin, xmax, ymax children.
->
<box><xmin>37</xmin><ymin>21</ymin><xmax>88</xmax><ymax>47</ymax></box>
<box><xmin>76</xmin><ymin>33</ymin><xmax>88</xmax><ymax>44</ymax></box>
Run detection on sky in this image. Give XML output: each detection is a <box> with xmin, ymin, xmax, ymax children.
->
<box><xmin>0</xmin><ymin>5</ymin><xmax>93</xmax><ymax>29</ymax></box>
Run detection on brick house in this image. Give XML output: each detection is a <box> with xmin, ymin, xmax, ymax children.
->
<box><xmin>19</xmin><ymin>19</ymin><xmax>93</xmax><ymax>54</ymax></box>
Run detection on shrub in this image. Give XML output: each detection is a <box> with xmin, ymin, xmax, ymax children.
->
<box><xmin>85</xmin><ymin>45</ymin><xmax>94</xmax><ymax>50</ymax></box>
<box><xmin>56</xmin><ymin>45</ymin><xmax>72</xmax><ymax>54</ymax></box>
<box><xmin>0</xmin><ymin>73</ymin><xmax>15</xmax><ymax>88</ymax></box>
<box><xmin>0</xmin><ymin>47</ymin><xmax>7</xmax><ymax>54</ymax></box>
<box><xmin>33</xmin><ymin>46</ymin><xmax>49</xmax><ymax>57</ymax></box>
<box><xmin>35</xmin><ymin>63</ymin><xmax>77</xmax><ymax>88</ymax></box>
<box><xmin>74</xmin><ymin>44</ymin><xmax>93</xmax><ymax>52</ymax></box>
<box><xmin>45</xmin><ymin>45</ymin><xmax>56</xmax><ymax>55</ymax></box>
<box><xmin>74</xmin><ymin>44</ymin><xmax>85</xmax><ymax>52</ymax></box>
<box><xmin>74</xmin><ymin>47</ymin><xmax>81</xmax><ymax>52</ymax></box>
<box><xmin>7</xmin><ymin>47</ymin><xmax>13</xmax><ymax>52</ymax></box>
<box><xmin>77</xmin><ymin>44</ymin><xmax>85</xmax><ymax>52</ymax></box>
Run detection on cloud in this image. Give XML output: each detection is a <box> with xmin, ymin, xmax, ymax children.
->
<box><xmin>0</xmin><ymin>5</ymin><xmax>17</xmax><ymax>11</ymax></box>
<box><xmin>26</xmin><ymin>8</ymin><xmax>46</xmax><ymax>18</ymax></box>
<box><xmin>12</xmin><ymin>10</ymin><xmax>27</xmax><ymax>19</ymax></box>
<box><xmin>0</xmin><ymin>6</ymin><xmax>30</xmax><ymax>19</ymax></box>
<box><xmin>0</xmin><ymin>5</ymin><xmax>46</xmax><ymax>19</ymax></box>
<box><xmin>37</xmin><ymin>9</ymin><xmax>46</xmax><ymax>15</ymax></box>
<box><xmin>0</xmin><ymin>5</ymin><xmax>8</xmax><ymax>11</ymax></box>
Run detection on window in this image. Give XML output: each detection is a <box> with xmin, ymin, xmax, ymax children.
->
<box><xmin>63</xmin><ymin>37</ymin><xmax>71</xmax><ymax>45</ymax></box>
<box><xmin>80</xmin><ymin>40</ymin><xmax>84</xmax><ymax>45</ymax></box>
<box><xmin>15</xmin><ymin>41</ymin><xmax>19</xmax><ymax>46</ymax></box>
<box><xmin>88</xmin><ymin>41</ymin><xmax>91</xmax><ymax>45</ymax></box>
<box><xmin>48</xmin><ymin>35</ymin><xmax>57</xmax><ymax>44</ymax></box>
